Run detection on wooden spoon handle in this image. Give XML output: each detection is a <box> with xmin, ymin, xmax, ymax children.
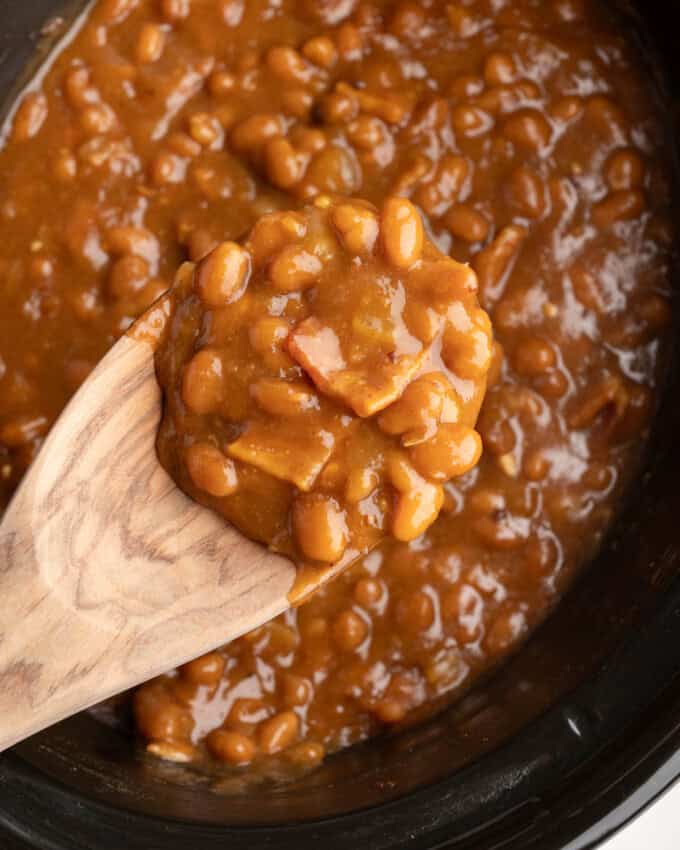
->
<box><xmin>0</xmin><ymin>334</ymin><xmax>295</xmax><ymax>753</ymax></box>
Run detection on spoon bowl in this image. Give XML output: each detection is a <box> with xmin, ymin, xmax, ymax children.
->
<box><xmin>0</xmin><ymin>298</ymin><xmax>347</xmax><ymax>753</ymax></box>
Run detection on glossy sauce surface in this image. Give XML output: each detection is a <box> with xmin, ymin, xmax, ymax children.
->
<box><xmin>0</xmin><ymin>0</ymin><xmax>673</xmax><ymax>774</ymax></box>
<box><xmin>156</xmin><ymin>195</ymin><xmax>491</xmax><ymax>568</ymax></box>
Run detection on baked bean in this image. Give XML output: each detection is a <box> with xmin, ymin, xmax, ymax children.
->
<box><xmin>231</xmin><ymin>113</ymin><xmax>286</xmax><ymax>153</ymax></box>
<box><xmin>337</xmin><ymin>83</ymin><xmax>407</xmax><ymax>125</ymax></box>
<box><xmin>181</xmin><ymin>350</ymin><xmax>224</xmax><ymax>414</ymax></box>
<box><xmin>264</xmin><ymin>138</ymin><xmax>304</xmax><ymax>189</ymax></box>
<box><xmin>207</xmin><ymin>729</ymin><xmax>256</xmax><ymax>765</ymax></box>
<box><xmin>336</xmin><ymin>23</ymin><xmax>363</xmax><ymax>60</ymax></box>
<box><xmin>583</xmin><ymin>462</ymin><xmax>614</xmax><ymax>491</ymax></box>
<box><xmin>99</xmin><ymin>0</ymin><xmax>138</xmax><ymax>23</ymax></box>
<box><xmin>473</xmin><ymin>225</ymin><xmax>528</xmax><ymax>303</ymax></box>
<box><xmin>586</xmin><ymin>95</ymin><xmax>626</xmax><ymax>136</ymax></box>
<box><xmin>391</xmin><ymin>478</ymin><xmax>444</xmax><ymax>541</ymax></box>
<box><xmin>185</xmin><ymin>442</ymin><xmax>238</xmax><ymax>497</ymax></box>
<box><xmin>167</xmin><ymin>132</ymin><xmax>201</xmax><ymax>158</ymax></box>
<box><xmin>373</xmin><ymin>697</ymin><xmax>407</xmax><ymax>724</ymax></box>
<box><xmin>301</xmin><ymin>145</ymin><xmax>361</xmax><ymax>195</ymax></box>
<box><xmin>484</xmin><ymin>609</ymin><xmax>527</xmax><ymax>654</ymax></box>
<box><xmin>449</xmin><ymin>74</ymin><xmax>485</xmax><ymax>99</ymax></box>
<box><xmin>345</xmin><ymin>466</ymin><xmax>380</xmax><ymax>502</ymax></box>
<box><xmin>53</xmin><ymin>148</ymin><xmax>78</xmax><ymax>181</ymax></box>
<box><xmin>477</xmin><ymin>408</ymin><xmax>516</xmax><ymax>456</ymax></box>
<box><xmin>394</xmin><ymin>590</ymin><xmax>434</xmax><ymax>633</ymax></box>
<box><xmin>524</xmin><ymin>534</ymin><xmax>559</xmax><ymax>574</ymax></box>
<box><xmin>227</xmin><ymin>698</ymin><xmax>268</xmax><ymax>726</ymax></box>
<box><xmin>107</xmin><ymin>226</ymin><xmax>158</xmax><ymax>266</ymax></box>
<box><xmin>444</xmin><ymin>205</ymin><xmax>489</xmax><ymax>243</ymax></box>
<box><xmin>502</xmin><ymin>109</ymin><xmax>552</xmax><ymax>152</ymax></box>
<box><xmin>604</xmin><ymin>148</ymin><xmax>645</xmax><ymax>191</ymax></box>
<box><xmin>269</xmin><ymin>245</ymin><xmax>322</xmax><ymax>292</ymax></box>
<box><xmin>248</xmin><ymin>214</ymin><xmax>307</xmax><ymax>266</ymax></box>
<box><xmin>291</xmin><ymin>127</ymin><xmax>326</xmax><ymax>154</ymax></box>
<box><xmin>473</xmin><ymin>513</ymin><xmax>528</xmax><ymax>550</ymax></box>
<box><xmin>151</xmin><ymin>151</ymin><xmax>184</xmax><ymax>185</ymax></box>
<box><xmin>108</xmin><ymin>255</ymin><xmax>148</xmax><ymax>299</ymax></box>
<box><xmin>251</xmin><ymin>378</ymin><xmax>317</xmax><ymax>417</ymax></box>
<box><xmin>12</xmin><ymin>93</ymin><xmax>48</xmax><ymax>142</ymax></box>
<box><xmin>64</xmin><ymin>67</ymin><xmax>97</xmax><ymax>109</ymax></box>
<box><xmin>521</xmin><ymin>446</ymin><xmax>550</xmax><ymax>481</ymax></box>
<box><xmin>347</xmin><ymin>114</ymin><xmax>386</xmax><ymax>151</ymax></box>
<box><xmin>281</xmin><ymin>87</ymin><xmax>313</xmax><ymax>120</ymax></box>
<box><xmin>146</xmin><ymin>741</ymin><xmax>197</xmax><ymax>763</ymax></box>
<box><xmin>378</xmin><ymin>373</ymin><xmax>449</xmax><ymax>440</ymax></box>
<box><xmin>285</xmin><ymin>742</ymin><xmax>326</xmax><ymax>766</ymax></box>
<box><xmin>484</xmin><ymin>52</ymin><xmax>516</xmax><ymax>86</ymax></box>
<box><xmin>282</xmin><ymin>673</ymin><xmax>313</xmax><ymax>707</ymax></box>
<box><xmin>195</xmin><ymin>241</ymin><xmax>250</xmax><ymax>307</ymax></box>
<box><xmin>592</xmin><ymin>190</ymin><xmax>645</xmax><ymax>229</ymax></box>
<box><xmin>136</xmin><ymin>22</ymin><xmax>165</xmax><ymax>63</ymax></box>
<box><xmin>507</xmin><ymin>166</ymin><xmax>547</xmax><ymax>219</ymax></box>
<box><xmin>476</xmin><ymin>80</ymin><xmax>540</xmax><ymax>116</ymax></box>
<box><xmin>293</xmin><ymin>494</ymin><xmax>349</xmax><ymax>562</ymax></box>
<box><xmin>549</xmin><ymin>95</ymin><xmax>583</xmax><ymax>122</ymax></box>
<box><xmin>569</xmin><ymin>266</ymin><xmax>606</xmax><ymax>313</ymax></box>
<box><xmin>80</xmin><ymin>103</ymin><xmax>116</xmax><ymax>135</ymax></box>
<box><xmin>259</xmin><ymin>711</ymin><xmax>299</xmax><ymax>755</ymax></box>
<box><xmin>442</xmin><ymin>309</ymin><xmax>493</xmax><ymax>380</ymax></box>
<box><xmin>381</xmin><ymin>198</ymin><xmax>423</xmax><ymax>268</ymax></box>
<box><xmin>134</xmin><ymin>683</ymin><xmax>193</xmax><ymax>742</ymax></box>
<box><xmin>353</xmin><ymin>577</ymin><xmax>384</xmax><ymax>608</ymax></box>
<box><xmin>333</xmin><ymin>609</ymin><xmax>368</xmax><ymax>650</ymax></box>
<box><xmin>468</xmin><ymin>488</ymin><xmax>505</xmax><ymax>515</ymax></box>
<box><xmin>452</xmin><ymin>105</ymin><xmax>493</xmax><ymax>137</ymax></box>
<box><xmin>208</xmin><ymin>70</ymin><xmax>236</xmax><ymax>97</ymax></box>
<box><xmin>302</xmin><ymin>36</ymin><xmax>338</xmax><ymax>68</ymax></box>
<box><xmin>568</xmin><ymin>376</ymin><xmax>629</xmax><ymax>431</ymax></box>
<box><xmin>636</xmin><ymin>293</ymin><xmax>672</xmax><ymax>330</ymax></box>
<box><xmin>188</xmin><ymin>113</ymin><xmax>223</xmax><ymax>147</ymax></box>
<box><xmin>414</xmin><ymin>154</ymin><xmax>468</xmax><ymax>218</ymax></box>
<box><xmin>331</xmin><ymin>202</ymin><xmax>379</xmax><ymax>254</ymax></box>
<box><xmin>267</xmin><ymin>46</ymin><xmax>313</xmax><ymax>84</ymax></box>
<box><xmin>442</xmin><ymin>584</ymin><xmax>484</xmax><ymax>643</ymax></box>
<box><xmin>446</xmin><ymin>4</ymin><xmax>477</xmax><ymax>38</ymax></box>
<box><xmin>402</xmin><ymin>301</ymin><xmax>443</xmax><ymax>346</ymax></box>
<box><xmin>249</xmin><ymin>317</ymin><xmax>292</xmax><ymax>363</ymax></box>
<box><xmin>410</xmin><ymin>424</ymin><xmax>482</xmax><ymax>481</ymax></box>
<box><xmin>161</xmin><ymin>0</ymin><xmax>190</xmax><ymax>21</ymax></box>
<box><xmin>513</xmin><ymin>337</ymin><xmax>556</xmax><ymax>376</ymax></box>
<box><xmin>319</xmin><ymin>91</ymin><xmax>359</xmax><ymax>125</ymax></box>
<box><xmin>180</xmin><ymin>652</ymin><xmax>225</xmax><ymax>686</ymax></box>
<box><xmin>389</xmin><ymin>2</ymin><xmax>426</xmax><ymax>38</ymax></box>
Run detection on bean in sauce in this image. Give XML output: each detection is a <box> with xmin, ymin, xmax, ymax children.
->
<box><xmin>0</xmin><ymin>0</ymin><xmax>672</xmax><ymax>775</ymax></box>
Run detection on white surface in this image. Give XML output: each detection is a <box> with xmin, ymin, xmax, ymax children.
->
<box><xmin>602</xmin><ymin>780</ymin><xmax>679</xmax><ymax>849</ymax></box>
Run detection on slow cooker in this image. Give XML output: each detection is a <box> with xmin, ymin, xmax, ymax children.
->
<box><xmin>1</xmin><ymin>1</ymin><xmax>679</xmax><ymax>847</ymax></box>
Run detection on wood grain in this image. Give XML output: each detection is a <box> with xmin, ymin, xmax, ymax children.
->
<box><xmin>0</xmin><ymin>327</ymin><xmax>297</xmax><ymax>753</ymax></box>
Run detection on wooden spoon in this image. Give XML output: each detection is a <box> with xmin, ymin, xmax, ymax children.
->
<box><xmin>0</xmin><ymin>297</ymin><xmax>345</xmax><ymax>753</ymax></box>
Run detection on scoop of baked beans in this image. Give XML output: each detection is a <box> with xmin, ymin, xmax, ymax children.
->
<box><xmin>155</xmin><ymin>195</ymin><xmax>492</xmax><ymax>568</ymax></box>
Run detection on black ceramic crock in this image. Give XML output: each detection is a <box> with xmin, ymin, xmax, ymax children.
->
<box><xmin>1</xmin><ymin>2</ymin><xmax>680</xmax><ymax>848</ymax></box>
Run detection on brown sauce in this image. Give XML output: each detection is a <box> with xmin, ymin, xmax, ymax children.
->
<box><xmin>0</xmin><ymin>0</ymin><xmax>673</xmax><ymax>776</ymax></box>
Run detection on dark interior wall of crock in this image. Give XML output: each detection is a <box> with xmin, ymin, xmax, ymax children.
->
<box><xmin>1</xmin><ymin>0</ymin><xmax>680</xmax><ymax>845</ymax></box>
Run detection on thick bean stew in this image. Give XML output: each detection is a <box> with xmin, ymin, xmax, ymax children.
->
<box><xmin>0</xmin><ymin>0</ymin><xmax>673</xmax><ymax>774</ymax></box>
<box><xmin>156</xmin><ymin>195</ymin><xmax>490</xmax><ymax>568</ymax></box>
